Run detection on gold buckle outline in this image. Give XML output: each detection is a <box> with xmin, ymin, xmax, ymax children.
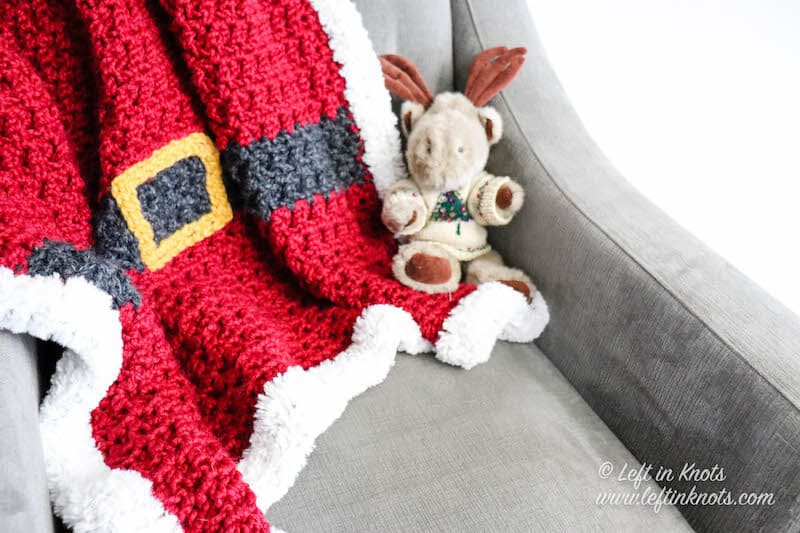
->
<box><xmin>110</xmin><ymin>132</ymin><xmax>233</xmax><ymax>271</ymax></box>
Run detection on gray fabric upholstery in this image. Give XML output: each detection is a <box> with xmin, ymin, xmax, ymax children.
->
<box><xmin>269</xmin><ymin>343</ymin><xmax>691</xmax><ymax>532</ymax></box>
<box><xmin>3</xmin><ymin>1</ymin><xmax>799</xmax><ymax>532</ymax></box>
<box><xmin>355</xmin><ymin>0</ymin><xmax>453</xmax><ymax>94</ymax></box>
<box><xmin>449</xmin><ymin>0</ymin><xmax>800</xmax><ymax>531</ymax></box>
<box><xmin>0</xmin><ymin>332</ymin><xmax>53</xmax><ymax>533</ymax></box>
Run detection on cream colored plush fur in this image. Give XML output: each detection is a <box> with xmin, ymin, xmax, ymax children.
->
<box><xmin>465</xmin><ymin>250</ymin><xmax>533</xmax><ymax>288</ymax></box>
<box><xmin>382</xmin><ymin>93</ymin><xmax>535</xmax><ymax>296</ymax></box>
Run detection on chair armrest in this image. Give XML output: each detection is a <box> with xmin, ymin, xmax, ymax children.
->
<box><xmin>451</xmin><ymin>1</ymin><xmax>800</xmax><ymax>531</ymax></box>
<box><xmin>0</xmin><ymin>331</ymin><xmax>54</xmax><ymax>533</ymax></box>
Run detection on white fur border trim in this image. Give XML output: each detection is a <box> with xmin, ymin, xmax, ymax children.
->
<box><xmin>436</xmin><ymin>282</ymin><xmax>549</xmax><ymax>369</ymax></box>
<box><xmin>308</xmin><ymin>0</ymin><xmax>405</xmax><ymax>196</ymax></box>
<box><xmin>238</xmin><ymin>304</ymin><xmax>429</xmax><ymax>513</ymax></box>
<box><xmin>0</xmin><ymin>267</ymin><xmax>181</xmax><ymax>533</ymax></box>
<box><xmin>500</xmin><ymin>290</ymin><xmax>549</xmax><ymax>343</ymax></box>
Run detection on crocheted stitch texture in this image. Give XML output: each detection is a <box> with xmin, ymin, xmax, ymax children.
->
<box><xmin>0</xmin><ymin>0</ymin><xmax>547</xmax><ymax>531</ymax></box>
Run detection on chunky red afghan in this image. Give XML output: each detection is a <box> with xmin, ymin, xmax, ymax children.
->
<box><xmin>0</xmin><ymin>1</ymin><xmax>547</xmax><ymax>531</ymax></box>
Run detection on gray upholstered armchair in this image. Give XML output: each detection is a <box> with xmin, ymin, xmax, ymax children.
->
<box><xmin>3</xmin><ymin>1</ymin><xmax>799</xmax><ymax>531</ymax></box>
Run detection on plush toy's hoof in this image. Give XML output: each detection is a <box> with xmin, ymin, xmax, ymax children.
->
<box><xmin>405</xmin><ymin>253</ymin><xmax>451</xmax><ymax>284</ymax></box>
<box><xmin>393</xmin><ymin>242</ymin><xmax>460</xmax><ymax>293</ymax></box>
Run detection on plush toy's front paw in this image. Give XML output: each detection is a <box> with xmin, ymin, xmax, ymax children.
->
<box><xmin>495</xmin><ymin>181</ymin><xmax>524</xmax><ymax>217</ymax></box>
<box><xmin>382</xmin><ymin>210</ymin><xmax>416</xmax><ymax>234</ymax></box>
<box><xmin>381</xmin><ymin>190</ymin><xmax>426</xmax><ymax>235</ymax></box>
<box><xmin>472</xmin><ymin>177</ymin><xmax>525</xmax><ymax>226</ymax></box>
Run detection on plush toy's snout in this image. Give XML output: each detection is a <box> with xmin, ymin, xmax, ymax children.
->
<box><xmin>403</xmin><ymin>97</ymin><xmax>492</xmax><ymax>192</ymax></box>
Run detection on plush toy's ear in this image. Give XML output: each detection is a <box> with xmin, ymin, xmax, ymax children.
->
<box><xmin>400</xmin><ymin>101</ymin><xmax>426</xmax><ymax>137</ymax></box>
<box><xmin>477</xmin><ymin>106</ymin><xmax>503</xmax><ymax>144</ymax></box>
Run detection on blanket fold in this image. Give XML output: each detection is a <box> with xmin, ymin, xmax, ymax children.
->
<box><xmin>0</xmin><ymin>0</ymin><xmax>549</xmax><ymax>531</ymax></box>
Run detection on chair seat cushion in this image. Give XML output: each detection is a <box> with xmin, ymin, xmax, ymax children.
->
<box><xmin>268</xmin><ymin>343</ymin><xmax>692</xmax><ymax>531</ymax></box>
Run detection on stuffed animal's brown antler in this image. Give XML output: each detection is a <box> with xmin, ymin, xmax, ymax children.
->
<box><xmin>464</xmin><ymin>47</ymin><xmax>527</xmax><ymax>107</ymax></box>
<box><xmin>380</xmin><ymin>48</ymin><xmax>526</xmax><ymax>108</ymax></box>
<box><xmin>379</xmin><ymin>54</ymin><xmax>434</xmax><ymax>107</ymax></box>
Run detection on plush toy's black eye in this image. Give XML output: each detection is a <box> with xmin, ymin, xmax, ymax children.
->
<box><xmin>457</xmin><ymin>146</ymin><xmax>464</xmax><ymax>153</ymax></box>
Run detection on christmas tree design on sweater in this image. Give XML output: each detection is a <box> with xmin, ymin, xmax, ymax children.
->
<box><xmin>431</xmin><ymin>191</ymin><xmax>472</xmax><ymax>235</ymax></box>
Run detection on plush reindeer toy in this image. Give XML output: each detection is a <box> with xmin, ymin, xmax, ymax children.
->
<box><xmin>379</xmin><ymin>47</ymin><xmax>535</xmax><ymax>300</ymax></box>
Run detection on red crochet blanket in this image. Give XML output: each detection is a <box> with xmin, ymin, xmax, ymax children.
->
<box><xmin>0</xmin><ymin>1</ymin><xmax>548</xmax><ymax>531</ymax></box>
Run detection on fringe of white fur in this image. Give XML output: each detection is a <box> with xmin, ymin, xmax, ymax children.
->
<box><xmin>0</xmin><ymin>1</ymin><xmax>550</xmax><ymax>530</ymax></box>
<box><xmin>241</xmin><ymin>1</ymin><xmax>550</xmax><ymax>515</ymax></box>
<box><xmin>237</xmin><ymin>305</ymin><xmax>431</xmax><ymax>513</ymax></box>
<box><xmin>0</xmin><ymin>268</ymin><xmax>182</xmax><ymax>533</ymax></box>
<box><xmin>308</xmin><ymin>0</ymin><xmax>405</xmax><ymax>197</ymax></box>
<box><xmin>436</xmin><ymin>282</ymin><xmax>549</xmax><ymax>369</ymax></box>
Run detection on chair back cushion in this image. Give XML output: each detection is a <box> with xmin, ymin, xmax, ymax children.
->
<box><xmin>354</xmin><ymin>0</ymin><xmax>453</xmax><ymax>93</ymax></box>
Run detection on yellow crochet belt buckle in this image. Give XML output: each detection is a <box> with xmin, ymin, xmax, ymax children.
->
<box><xmin>111</xmin><ymin>132</ymin><xmax>233</xmax><ymax>271</ymax></box>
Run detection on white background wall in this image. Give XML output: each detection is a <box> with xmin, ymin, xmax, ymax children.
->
<box><xmin>525</xmin><ymin>0</ymin><xmax>800</xmax><ymax>315</ymax></box>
